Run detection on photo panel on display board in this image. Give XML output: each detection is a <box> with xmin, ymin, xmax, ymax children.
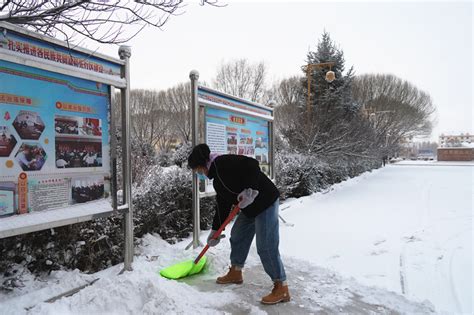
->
<box><xmin>227</xmin><ymin>146</ymin><xmax>237</xmax><ymax>154</ymax></box>
<box><xmin>227</xmin><ymin>132</ymin><xmax>238</xmax><ymax>145</ymax></box>
<box><xmin>239</xmin><ymin>134</ymin><xmax>247</xmax><ymax>145</ymax></box>
<box><xmin>55</xmin><ymin>139</ymin><xmax>102</xmax><ymax>168</ymax></box>
<box><xmin>55</xmin><ymin>115</ymin><xmax>103</xmax><ymax>169</ymax></box>
<box><xmin>255</xmin><ymin>137</ymin><xmax>267</xmax><ymax>149</ymax></box>
<box><xmin>14</xmin><ymin>142</ymin><xmax>47</xmax><ymax>171</ymax></box>
<box><xmin>12</xmin><ymin>110</ymin><xmax>45</xmax><ymax>140</ymax></box>
<box><xmin>55</xmin><ymin>115</ymin><xmax>102</xmax><ymax>137</ymax></box>
<box><xmin>0</xmin><ymin>125</ymin><xmax>17</xmax><ymax>157</ymax></box>
<box><xmin>0</xmin><ymin>182</ymin><xmax>16</xmax><ymax>217</ymax></box>
<box><xmin>71</xmin><ymin>177</ymin><xmax>105</xmax><ymax>204</ymax></box>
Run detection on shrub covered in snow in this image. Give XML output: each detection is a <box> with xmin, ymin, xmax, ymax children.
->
<box><xmin>275</xmin><ymin>149</ymin><xmax>381</xmax><ymax>199</ymax></box>
<box><xmin>275</xmin><ymin>153</ymin><xmax>321</xmax><ymax>198</ymax></box>
<box><xmin>155</xmin><ymin>150</ymin><xmax>173</xmax><ymax>167</ymax></box>
<box><xmin>172</xmin><ymin>142</ymin><xmax>192</xmax><ymax>167</ymax></box>
<box><xmin>133</xmin><ymin>165</ymin><xmax>214</xmax><ymax>243</ymax></box>
<box><xmin>0</xmin><ymin>214</ymin><xmax>124</xmax><ymax>286</ymax></box>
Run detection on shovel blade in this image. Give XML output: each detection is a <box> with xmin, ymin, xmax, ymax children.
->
<box><xmin>159</xmin><ymin>256</ymin><xmax>207</xmax><ymax>280</ymax></box>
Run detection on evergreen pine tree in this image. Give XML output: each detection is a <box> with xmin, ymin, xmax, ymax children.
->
<box><xmin>303</xmin><ymin>31</ymin><xmax>356</xmax><ymax>118</ymax></box>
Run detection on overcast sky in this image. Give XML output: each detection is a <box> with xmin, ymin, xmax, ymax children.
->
<box><xmin>99</xmin><ymin>0</ymin><xmax>472</xmax><ymax>141</ymax></box>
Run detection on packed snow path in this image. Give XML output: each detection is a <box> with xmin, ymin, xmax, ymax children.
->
<box><xmin>184</xmin><ymin>256</ymin><xmax>434</xmax><ymax>314</ymax></box>
<box><xmin>279</xmin><ymin>162</ymin><xmax>472</xmax><ymax>314</ymax></box>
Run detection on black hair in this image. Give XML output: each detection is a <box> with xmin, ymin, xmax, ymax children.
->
<box><xmin>187</xmin><ymin>143</ymin><xmax>210</xmax><ymax>169</ymax></box>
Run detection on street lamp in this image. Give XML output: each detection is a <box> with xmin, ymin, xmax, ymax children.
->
<box><xmin>305</xmin><ymin>62</ymin><xmax>336</xmax><ymax>121</ymax></box>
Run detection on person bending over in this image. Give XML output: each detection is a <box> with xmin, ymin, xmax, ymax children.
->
<box><xmin>187</xmin><ymin>143</ymin><xmax>290</xmax><ymax>305</ymax></box>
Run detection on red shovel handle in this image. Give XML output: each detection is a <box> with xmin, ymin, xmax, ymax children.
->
<box><xmin>194</xmin><ymin>205</ymin><xmax>240</xmax><ymax>264</ymax></box>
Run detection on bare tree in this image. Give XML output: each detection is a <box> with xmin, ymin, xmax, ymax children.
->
<box><xmin>213</xmin><ymin>58</ymin><xmax>268</xmax><ymax>103</ymax></box>
<box><xmin>129</xmin><ymin>89</ymin><xmax>176</xmax><ymax>151</ymax></box>
<box><xmin>272</xmin><ymin>76</ymin><xmax>304</xmax><ymax>140</ymax></box>
<box><xmin>1</xmin><ymin>0</ymin><xmax>222</xmax><ymax>44</ymax></box>
<box><xmin>273</xmin><ymin>76</ymin><xmax>303</xmax><ymax>107</ymax></box>
<box><xmin>128</xmin><ymin>83</ymin><xmax>192</xmax><ymax>153</ymax></box>
<box><xmin>159</xmin><ymin>82</ymin><xmax>191</xmax><ymax>143</ymax></box>
<box><xmin>352</xmin><ymin>74</ymin><xmax>436</xmax><ymax>148</ymax></box>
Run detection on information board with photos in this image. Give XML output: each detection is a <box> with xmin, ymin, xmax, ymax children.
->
<box><xmin>0</xmin><ymin>28</ymin><xmax>119</xmax><ymax>218</ymax></box>
<box><xmin>205</xmin><ymin>107</ymin><xmax>271</xmax><ymax>176</ymax></box>
<box><xmin>197</xmin><ymin>86</ymin><xmax>274</xmax><ymax>194</ymax></box>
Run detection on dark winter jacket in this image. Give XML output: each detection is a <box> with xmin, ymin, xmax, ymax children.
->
<box><xmin>207</xmin><ymin>154</ymin><xmax>280</xmax><ymax>230</ymax></box>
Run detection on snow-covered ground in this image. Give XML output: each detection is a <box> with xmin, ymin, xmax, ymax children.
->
<box><xmin>1</xmin><ymin>233</ymin><xmax>434</xmax><ymax>315</ymax></box>
<box><xmin>1</xmin><ymin>161</ymin><xmax>471</xmax><ymax>314</ymax></box>
<box><xmin>279</xmin><ymin>162</ymin><xmax>472</xmax><ymax>314</ymax></box>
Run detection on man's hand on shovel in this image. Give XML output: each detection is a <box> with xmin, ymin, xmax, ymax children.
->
<box><xmin>207</xmin><ymin>230</ymin><xmax>225</xmax><ymax>247</ymax></box>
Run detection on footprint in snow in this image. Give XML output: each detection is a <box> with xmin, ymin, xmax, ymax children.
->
<box><xmin>403</xmin><ymin>235</ymin><xmax>422</xmax><ymax>242</ymax></box>
<box><xmin>369</xmin><ymin>249</ymin><xmax>388</xmax><ymax>256</ymax></box>
<box><xmin>373</xmin><ymin>239</ymin><xmax>386</xmax><ymax>246</ymax></box>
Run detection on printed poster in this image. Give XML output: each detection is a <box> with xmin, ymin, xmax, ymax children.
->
<box><xmin>0</xmin><ymin>58</ymin><xmax>111</xmax><ymax>216</ymax></box>
<box><xmin>205</xmin><ymin>107</ymin><xmax>270</xmax><ymax>176</ymax></box>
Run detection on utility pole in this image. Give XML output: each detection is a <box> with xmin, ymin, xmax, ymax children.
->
<box><xmin>305</xmin><ymin>61</ymin><xmax>336</xmax><ymax>124</ymax></box>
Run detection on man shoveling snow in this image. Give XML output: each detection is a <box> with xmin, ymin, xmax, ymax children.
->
<box><xmin>187</xmin><ymin>143</ymin><xmax>290</xmax><ymax>305</ymax></box>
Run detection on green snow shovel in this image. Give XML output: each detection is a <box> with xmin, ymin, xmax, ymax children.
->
<box><xmin>159</xmin><ymin>204</ymin><xmax>241</xmax><ymax>280</ymax></box>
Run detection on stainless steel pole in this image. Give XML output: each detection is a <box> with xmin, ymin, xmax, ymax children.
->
<box><xmin>267</xmin><ymin>100</ymin><xmax>276</xmax><ymax>180</ymax></box>
<box><xmin>190</xmin><ymin>70</ymin><xmax>201</xmax><ymax>249</ymax></box>
<box><xmin>110</xmin><ymin>86</ymin><xmax>118</xmax><ymax>211</ymax></box>
<box><xmin>119</xmin><ymin>45</ymin><xmax>133</xmax><ymax>271</ymax></box>
<box><xmin>270</xmin><ymin>121</ymin><xmax>275</xmax><ymax>180</ymax></box>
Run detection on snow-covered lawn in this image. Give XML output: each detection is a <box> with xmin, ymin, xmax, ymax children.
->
<box><xmin>1</xmin><ymin>161</ymin><xmax>470</xmax><ymax>314</ymax></box>
<box><xmin>279</xmin><ymin>162</ymin><xmax>472</xmax><ymax>314</ymax></box>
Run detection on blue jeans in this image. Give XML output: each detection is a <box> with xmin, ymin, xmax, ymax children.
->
<box><xmin>230</xmin><ymin>199</ymin><xmax>287</xmax><ymax>282</ymax></box>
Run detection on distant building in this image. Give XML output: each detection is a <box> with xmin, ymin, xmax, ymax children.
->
<box><xmin>437</xmin><ymin>133</ymin><xmax>474</xmax><ymax>161</ymax></box>
<box><xmin>439</xmin><ymin>133</ymin><xmax>473</xmax><ymax>147</ymax></box>
<box><xmin>437</xmin><ymin>148</ymin><xmax>474</xmax><ymax>161</ymax></box>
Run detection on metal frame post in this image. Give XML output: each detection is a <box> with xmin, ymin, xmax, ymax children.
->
<box><xmin>110</xmin><ymin>86</ymin><xmax>118</xmax><ymax>211</ymax></box>
<box><xmin>266</xmin><ymin>100</ymin><xmax>276</xmax><ymax>181</ymax></box>
<box><xmin>270</xmin><ymin>121</ymin><xmax>275</xmax><ymax>180</ymax></box>
<box><xmin>190</xmin><ymin>70</ymin><xmax>201</xmax><ymax>249</ymax></box>
<box><xmin>119</xmin><ymin>45</ymin><xmax>133</xmax><ymax>271</ymax></box>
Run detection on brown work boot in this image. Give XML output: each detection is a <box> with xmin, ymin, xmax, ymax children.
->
<box><xmin>261</xmin><ymin>281</ymin><xmax>291</xmax><ymax>305</ymax></box>
<box><xmin>216</xmin><ymin>266</ymin><xmax>243</xmax><ymax>284</ymax></box>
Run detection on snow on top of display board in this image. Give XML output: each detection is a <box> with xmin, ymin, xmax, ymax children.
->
<box><xmin>0</xmin><ymin>199</ymin><xmax>113</xmax><ymax>239</ymax></box>
<box><xmin>197</xmin><ymin>86</ymin><xmax>273</xmax><ymax>119</ymax></box>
